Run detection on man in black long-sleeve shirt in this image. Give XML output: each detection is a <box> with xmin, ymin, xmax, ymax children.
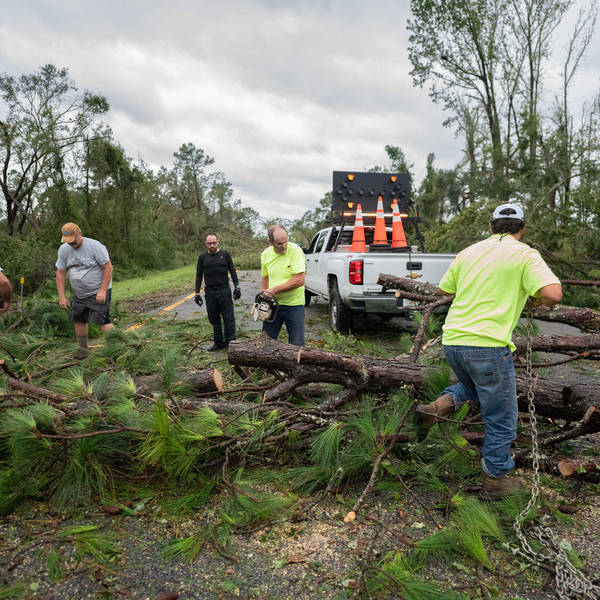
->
<box><xmin>195</xmin><ymin>232</ymin><xmax>241</xmax><ymax>351</ymax></box>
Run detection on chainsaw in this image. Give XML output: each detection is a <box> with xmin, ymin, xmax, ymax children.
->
<box><xmin>250</xmin><ymin>292</ymin><xmax>279</xmax><ymax>322</ymax></box>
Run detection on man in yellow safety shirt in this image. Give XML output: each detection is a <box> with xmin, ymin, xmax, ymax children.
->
<box><xmin>260</xmin><ymin>225</ymin><xmax>306</xmax><ymax>346</ymax></box>
<box><xmin>417</xmin><ymin>204</ymin><xmax>562</xmax><ymax>499</ymax></box>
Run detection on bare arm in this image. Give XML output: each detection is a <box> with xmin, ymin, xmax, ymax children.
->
<box><xmin>264</xmin><ymin>272</ymin><xmax>305</xmax><ymax>297</ymax></box>
<box><xmin>96</xmin><ymin>261</ymin><xmax>113</xmax><ymax>304</ymax></box>
<box><xmin>0</xmin><ymin>271</ymin><xmax>12</xmax><ymax>313</ymax></box>
<box><xmin>56</xmin><ymin>268</ymin><xmax>70</xmax><ymax>309</ymax></box>
<box><xmin>535</xmin><ymin>283</ymin><xmax>562</xmax><ymax>307</ymax></box>
<box><xmin>438</xmin><ymin>288</ymin><xmax>454</xmax><ymax>297</ymax></box>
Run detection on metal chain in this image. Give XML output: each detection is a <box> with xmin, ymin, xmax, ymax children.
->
<box><xmin>511</xmin><ymin>305</ymin><xmax>600</xmax><ymax>599</ymax></box>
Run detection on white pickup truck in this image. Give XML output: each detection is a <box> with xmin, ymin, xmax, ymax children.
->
<box><xmin>304</xmin><ymin>225</ymin><xmax>455</xmax><ymax>332</ymax></box>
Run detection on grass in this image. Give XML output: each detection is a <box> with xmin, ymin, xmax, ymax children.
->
<box><xmin>111</xmin><ymin>264</ymin><xmax>196</xmax><ymax>302</ymax></box>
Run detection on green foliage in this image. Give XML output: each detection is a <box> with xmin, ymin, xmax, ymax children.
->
<box><xmin>368</xmin><ymin>550</ymin><xmax>466</xmax><ymax>599</ymax></box>
<box><xmin>414</xmin><ymin>495</ymin><xmax>504</xmax><ymax>568</ymax></box>
<box><xmin>0</xmin><ymin>584</ymin><xmax>26</xmax><ymax>599</ymax></box>
<box><xmin>310</xmin><ymin>422</ymin><xmax>342</xmax><ymax>470</ymax></box>
<box><xmin>56</xmin><ymin>525</ymin><xmax>121</xmax><ymax>564</ymax></box>
<box><xmin>160</xmin><ymin>532</ymin><xmax>206</xmax><ymax>562</ymax></box>
<box><xmin>161</xmin><ymin>481</ymin><xmax>215</xmax><ymax>515</ymax></box>
<box><xmin>46</xmin><ymin>549</ymin><xmax>67</xmax><ymax>583</ymax></box>
<box><xmin>420</xmin><ymin>364</ymin><xmax>452</xmax><ymax>402</ymax></box>
<box><xmin>136</xmin><ymin>402</ymin><xmax>222</xmax><ymax>482</ymax></box>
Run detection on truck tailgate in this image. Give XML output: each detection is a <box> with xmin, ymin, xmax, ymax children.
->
<box><xmin>362</xmin><ymin>253</ymin><xmax>455</xmax><ymax>292</ymax></box>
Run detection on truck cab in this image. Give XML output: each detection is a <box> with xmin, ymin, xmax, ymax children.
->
<box><xmin>304</xmin><ymin>171</ymin><xmax>455</xmax><ymax>332</ymax></box>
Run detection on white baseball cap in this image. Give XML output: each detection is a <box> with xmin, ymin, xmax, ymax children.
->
<box><xmin>492</xmin><ymin>204</ymin><xmax>524</xmax><ymax>220</ymax></box>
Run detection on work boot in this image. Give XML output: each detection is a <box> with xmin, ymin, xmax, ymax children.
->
<box><xmin>207</xmin><ymin>343</ymin><xmax>226</xmax><ymax>352</ymax></box>
<box><xmin>479</xmin><ymin>473</ymin><xmax>524</xmax><ymax>501</ymax></box>
<box><xmin>73</xmin><ymin>347</ymin><xmax>89</xmax><ymax>360</ymax></box>
<box><xmin>416</xmin><ymin>393</ymin><xmax>455</xmax><ymax>429</ymax></box>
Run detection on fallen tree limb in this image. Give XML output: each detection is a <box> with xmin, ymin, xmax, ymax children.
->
<box><xmin>377</xmin><ymin>274</ymin><xmax>600</xmax><ymax>332</ymax></box>
<box><xmin>6</xmin><ymin>377</ymin><xmax>69</xmax><ymax>403</ymax></box>
<box><xmin>228</xmin><ymin>337</ymin><xmax>600</xmax><ymax>435</ymax></box>
<box><xmin>513</xmin><ymin>334</ymin><xmax>600</xmax><ymax>354</ymax></box>
<box><xmin>561</xmin><ymin>279</ymin><xmax>600</xmax><ymax>287</ymax></box>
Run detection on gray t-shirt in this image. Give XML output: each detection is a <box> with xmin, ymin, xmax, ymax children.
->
<box><xmin>56</xmin><ymin>238</ymin><xmax>112</xmax><ymax>298</ymax></box>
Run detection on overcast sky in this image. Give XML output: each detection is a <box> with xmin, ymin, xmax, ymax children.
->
<box><xmin>1</xmin><ymin>1</ymin><xmax>599</xmax><ymax>221</ymax></box>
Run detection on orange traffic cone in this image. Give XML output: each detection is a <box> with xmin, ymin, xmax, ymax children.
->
<box><xmin>391</xmin><ymin>199</ymin><xmax>408</xmax><ymax>248</ymax></box>
<box><xmin>372</xmin><ymin>196</ymin><xmax>388</xmax><ymax>245</ymax></box>
<box><xmin>351</xmin><ymin>203</ymin><xmax>366</xmax><ymax>252</ymax></box>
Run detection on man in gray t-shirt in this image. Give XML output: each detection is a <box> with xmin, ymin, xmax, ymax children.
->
<box><xmin>56</xmin><ymin>222</ymin><xmax>114</xmax><ymax>355</ymax></box>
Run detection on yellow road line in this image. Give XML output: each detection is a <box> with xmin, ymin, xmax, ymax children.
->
<box><xmin>124</xmin><ymin>292</ymin><xmax>195</xmax><ymax>332</ymax></box>
<box><xmin>157</xmin><ymin>292</ymin><xmax>196</xmax><ymax>315</ymax></box>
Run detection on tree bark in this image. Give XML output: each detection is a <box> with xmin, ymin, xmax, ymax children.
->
<box><xmin>133</xmin><ymin>368</ymin><xmax>223</xmax><ymax>395</ymax></box>
<box><xmin>514</xmin><ymin>334</ymin><xmax>600</xmax><ymax>354</ymax></box>
<box><xmin>228</xmin><ymin>336</ymin><xmax>600</xmax><ymax>433</ymax></box>
<box><xmin>192</xmin><ymin>368</ymin><xmax>223</xmax><ymax>393</ymax></box>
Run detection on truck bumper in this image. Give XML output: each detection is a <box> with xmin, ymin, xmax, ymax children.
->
<box><xmin>347</xmin><ymin>294</ymin><xmax>412</xmax><ymax>314</ymax></box>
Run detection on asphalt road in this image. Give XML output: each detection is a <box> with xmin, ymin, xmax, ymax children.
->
<box><xmin>149</xmin><ymin>269</ymin><xmax>587</xmax><ymax>345</ymax></box>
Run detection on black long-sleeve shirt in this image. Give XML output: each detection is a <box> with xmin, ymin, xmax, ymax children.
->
<box><xmin>195</xmin><ymin>249</ymin><xmax>239</xmax><ymax>293</ymax></box>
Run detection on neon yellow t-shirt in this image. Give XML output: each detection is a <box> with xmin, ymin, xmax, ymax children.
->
<box><xmin>261</xmin><ymin>242</ymin><xmax>306</xmax><ymax>306</ymax></box>
<box><xmin>439</xmin><ymin>234</ymin><xmax>560</xmax><ymax>351</ymax></box>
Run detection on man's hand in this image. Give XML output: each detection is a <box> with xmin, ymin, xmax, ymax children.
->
<box><xmin>59</xmin><ymin>296</ymin><xmax>70</xmax><ymax>309</ymax></box>
<box><xmin>194</xmin><ymin>294</ymin><xmax>204</xmax><ymax>307</ymax></box>
<box><xmin>96</xmin><ymin>289</ymin><xmax>107</xmax><ymax>304</ymax></box>
<box><xmin>233</xmin><ymin>286</ymin><xmax>241</xmax><ymax>301</ymax></box>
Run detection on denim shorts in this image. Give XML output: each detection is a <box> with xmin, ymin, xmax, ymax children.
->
<box><xmin>441</xmin><ymin>344</ymin><xmax>517</xmax><ymax>478</ymax></box>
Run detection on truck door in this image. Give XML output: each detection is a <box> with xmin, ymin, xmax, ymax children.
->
<box><xmin>305</xmin><ymin>230</ymin><xmax>329</xmax><ymax>295</ymax></box>
<box><xmin>305</xmin><ymin>230</ymin><xmax>325</xmax><ymax>293</ymax></box>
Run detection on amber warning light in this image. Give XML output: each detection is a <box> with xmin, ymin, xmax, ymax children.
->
<box><xmin>347</xmin><ymin>173</ymin><xmax>355</xmax><ymax>181</ymax></box>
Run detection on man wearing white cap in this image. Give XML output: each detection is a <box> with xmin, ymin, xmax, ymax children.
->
<box><xmin>56</xmin><ymin>223</ymin><xmax>114</xmax><ymax>356</ymax></box>
<box><xmin>416</xmin><ymin>204</ymin><xmax>562</xmax><ymax>499</ymax></box>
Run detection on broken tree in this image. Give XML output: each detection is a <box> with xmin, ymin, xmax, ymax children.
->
<box><xmin>227</xmin><ymin>336</ymin><xmax>600</xmax><ymax>435</ymax></box>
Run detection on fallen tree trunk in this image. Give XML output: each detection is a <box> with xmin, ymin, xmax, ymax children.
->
<box><xmin>377</xmin><ymin>274</ymin><xmax>600</xmax><ymax>332</ymax></box>
<box><xmin>514</xmin><ymin>334</ymin><xmax>600</xmax><ymax>354</ymax></box>
<box><xmin>228</xmin><ymin>336</ymin><xmax>600</xmax><ymax>433</ymax></box>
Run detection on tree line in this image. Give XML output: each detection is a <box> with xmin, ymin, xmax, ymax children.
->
<box><xmin>3</xmin><ymin>0</ymin><xmax>600</xmax><ymax>306</ymax></box>
<box><xmin>0</xmin><ymin>65</ymin><xmax>263</xmax><ymax>291</ymax></box>
<box><xmin>290</xmin><ymin>0</ymin><xmax>599</xmax><ymax>308</ymax></box>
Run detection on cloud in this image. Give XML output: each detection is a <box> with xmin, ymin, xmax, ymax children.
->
<box><xmin>4</xmin><ymin>1</ymin><xmax>597</xmax><ymax>222</ymax></box>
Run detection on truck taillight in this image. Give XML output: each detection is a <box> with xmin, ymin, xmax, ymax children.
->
<box><xmin>349</xmin><ymin>260</ymin><xmax>363</xmax><ymax>285</ymax></box>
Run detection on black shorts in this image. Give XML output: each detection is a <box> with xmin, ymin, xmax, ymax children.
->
<box><xmin>70</xmin><ymin>289</ymin><xmax>112</xmax><ymax>325</ymax></box>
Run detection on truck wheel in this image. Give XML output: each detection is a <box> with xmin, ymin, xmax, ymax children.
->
<box><xmin>328</xmin><ymin>282</ymin><xmax>353</xmax><ymax>333</ymax></box>
<box><xmin>305</xmin><ymin>290</ymin><xmax>313</xmax><ymax>306</ymax></box>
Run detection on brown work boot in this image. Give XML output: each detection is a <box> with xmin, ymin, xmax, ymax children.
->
<box><xmin>479</xmin><ymin>473</ymin><xmax>524</xmax><ymax>501</ymax></box>
<box><xmin>416</xmin><ymin>394</ymin><xmax>455</xmax><ymax>429</ymax></box>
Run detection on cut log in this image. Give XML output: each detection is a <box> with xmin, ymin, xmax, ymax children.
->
<box><xmin>134</xmin><ymin>368</ymin><xmax>224</xmax><ymax>395</ymax></box>
<box><xmin>228</xmin><ymin>336</ymin><xmax>600</xmax><ymax>433</ymax></box>
<box><xmin>192</xmin><ymin>368</ymin><xmax>223</xmax><ymax>393</ymax></box>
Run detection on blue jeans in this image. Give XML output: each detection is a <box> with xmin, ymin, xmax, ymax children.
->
<box><xmin>441</xmin><ymin>345</ymin><xmax>517</xmax><ymax>478</ymax></box>
<box><xmin>262</xmin><ymin>304</ymin><xmax>305</xmax><ymax>346</ymax></box>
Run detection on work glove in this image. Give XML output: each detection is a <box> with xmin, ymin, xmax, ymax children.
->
<box><xmin>194</xmin><ymin>294</ymin><xmax>203</xmax><ymax>307</ymax></box>
<box><xmin>233</xmin><ymin>286</ymin><xmax>241</xmax><ymax>301</ymax></box>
